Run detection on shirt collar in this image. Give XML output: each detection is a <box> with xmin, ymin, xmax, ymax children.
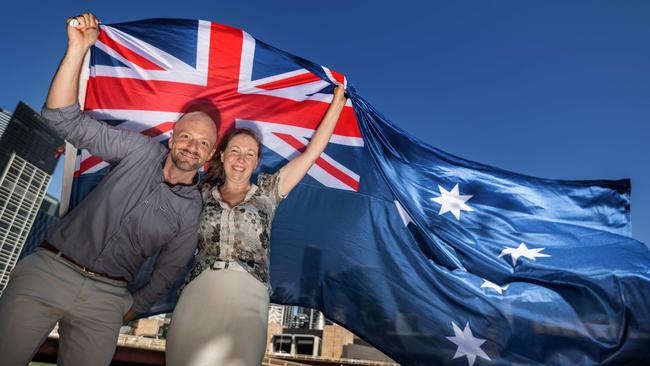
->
<box><xmin>158</xmin><ymin>151</ymin><xmax>200</xmax><ymax>193</ymax></box>
<box><xmin>211</xmin><ymin>183</ymin><xmax>259</xmax><ymax>208</ymax></box>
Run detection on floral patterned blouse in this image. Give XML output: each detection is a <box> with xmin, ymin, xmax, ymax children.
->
<box><xmin>185</xmin><ymin>172</ymin><xmax>284</xmax><ymax>290</ymax></box>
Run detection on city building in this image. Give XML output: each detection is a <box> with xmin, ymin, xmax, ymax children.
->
<box><xmin>266</xmin><ymin>304</ymin><xmax>396</xmax><ymax>363</ymax></box>
<box><xmin>321</xmin><ymin>323</ymin><xmax>355</xmax><ymax>359</ymax></box>
<box><xmin>0</xmin><ymin>101</ymin><xmax>63</xmax><ymax>294</ymax></box>
<box><xmin>21</xmin><ymin>193</ymin><xmax>59</xmax><ymax>259</ymax></box>
<box><xmin>281</xmin><ymin>305</ymin><xmax>325</xmax><ymax>330</ymax></box>
<box><xmin>341</xmin><ymin>335</ymin><xmax>395</xmax><ymax>363</ymax></box>
<box><xmin>269</xmin><ymin>332</ymin><xmax>321</xmax><ymax>357</ymax></box>
<box><xmin>0</xmin><ymin>108</ymin><xmax>11</xmax><ymax>138</ymax></box>
<box><xmin>133</xmin><ymin>314</ymin><xmax>167</xmax><ymax>338</ymax></box>
<box><xmin>269</xmin><ymin>304</ymin><xmax>285</xmax><ymax>325</ymax></box>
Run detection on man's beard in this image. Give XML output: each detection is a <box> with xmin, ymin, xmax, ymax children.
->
<box><xmin>171</xmin><ymin>148</ymin><xmax>203</xmax><ymax>171</ymax></box>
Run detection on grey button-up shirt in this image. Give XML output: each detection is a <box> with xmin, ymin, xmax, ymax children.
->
<box><xmin>41</xmin><ymin>103</ymin><xmax>201</xmax><ymax>314</ymax></box>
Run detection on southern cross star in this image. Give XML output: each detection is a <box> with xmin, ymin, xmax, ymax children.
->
<box><xmin>481</xmin><ymin>279</ymin><xmax>509</xmax><ymax>294</ymax></box>
<box><xmin>446</xmin><ymin>322</ymin><xmax>491</xmax><ymax>366</ymax></box>
<box><xmin>431</xmin><ymin>184</ymin><xmax>474</xmax><ymax>220</ymax></box>
<box><xmin>498</xmin><ymin>242</ymin><xmax>550</xmax><ymax>266</ymax></box>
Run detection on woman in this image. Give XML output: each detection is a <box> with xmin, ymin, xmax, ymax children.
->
<box><xmin>166</xmin><ymin>86</ymin><xmax>348</xmax><ymax>366</ymax></box>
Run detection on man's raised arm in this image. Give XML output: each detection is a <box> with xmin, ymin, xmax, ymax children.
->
<box><xmin>46</xmin><ymin>13</ymin><xmax>99</xmax><ymax>109</ymax></box>
<box><xmin>42</xmin><ymin>13</ymin><xmax>158</xmax><ymax>164</ymax></box>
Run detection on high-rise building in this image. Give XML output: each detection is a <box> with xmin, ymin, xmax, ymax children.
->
<box><xmin>0</xmin><ymin>102</ymin><xmax>63</xmax><ymax>294</ymax></box>
<box><xmin>281</xmin><ymin>306</ymin><xmax>324</xmax><ymax>330</ymax></box>
<box><xmin>0</xmin><ymin>109</ymin><xmax>11</xmax><ymax>139</ymax></box>
<box><xmin>21</xmin><ymin>194</ymin><xmax>59</xmax><ymax>260</ymax></box>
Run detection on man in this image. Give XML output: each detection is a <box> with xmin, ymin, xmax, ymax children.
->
<box><xmin>0</xmin><ymin>13</ymin><xmax>218</xmax><ymax>366</ymax></box>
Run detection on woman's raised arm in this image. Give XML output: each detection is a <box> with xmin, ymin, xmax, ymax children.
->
<box><xmin>277</xmin><ymin>86</ymin><xmax>347</xmax><ymax>197</ymax></box>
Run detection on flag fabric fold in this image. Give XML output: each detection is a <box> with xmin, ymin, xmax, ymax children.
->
<box><xmin>34</xmin><ymin>18</ymin><xmax>650</xmax><ymax>365</ymax></box>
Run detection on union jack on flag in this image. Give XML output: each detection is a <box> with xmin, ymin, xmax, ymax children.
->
<box><xmin>75</xmin><ymin>19</ymin><xmax>363</xmax><ymax>201</ymax></box>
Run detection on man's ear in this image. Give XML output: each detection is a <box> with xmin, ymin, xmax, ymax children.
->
<box><xmin>167</xmin><ymin>132</ymin><xmax>174</xmax><ymax>146</ymax></box>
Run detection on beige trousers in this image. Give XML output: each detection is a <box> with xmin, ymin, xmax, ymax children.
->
<box><xmin>0</xmin><ymin>249</ymin><xmax>132</xmax><ymax>366</ymax></box>
<box><xmin>166</xmin><ymin>263</ymin><xmax>270</xmax><ymax>366</ymax></box>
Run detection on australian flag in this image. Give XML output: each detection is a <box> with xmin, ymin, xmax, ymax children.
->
<box><xmin>59</xmin><ymin>18</ymin><xmax>650</xmax><ymax>365</ymax></box>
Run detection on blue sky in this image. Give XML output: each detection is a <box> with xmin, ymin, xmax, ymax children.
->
<box><xmin>1</xmin><ymin>1</ymin><xmax>648</xmax><ymax>245</ymax></box>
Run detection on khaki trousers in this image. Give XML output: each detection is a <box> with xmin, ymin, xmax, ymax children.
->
<box><xmin>0</xmin><ymin>249</ymin><xmax>133</xmax><ymax>366</ymax></box>
<box><xmin>166</xmin><ymin>263</ymin><xmax>270</xmax><ymax>366</ymax></box>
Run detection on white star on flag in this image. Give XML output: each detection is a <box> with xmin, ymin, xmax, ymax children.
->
<box><xmin>481</xmin><ymin>279</ymin><xmax>509</xmax><ymax>294</ymax></box>
<box><xmin>431</xmin><ymin>184</ymin><xmax>474</xmax><ymax>220</ymax></box>
<box><xmin>446</xmin><ymin>322</ymin><xmax>491</xmax><ymax>366</ymax></box>
<box><xmin>498</xmin><ymin>242</ymin><xmax>550</xmax><ymax>266</ymax></box>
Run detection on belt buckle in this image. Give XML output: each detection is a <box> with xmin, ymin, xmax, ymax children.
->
<box><xmin>210</xmin><ymin>261</ymin><xmax>229</xmax><ymax>270</ymax></box>
<box><xmin>78</xmin><ymin>264</ymin><xmax>106</xmax><ymax>279</ymax></box>
<box><xmin>83</xmin><ymin>267</ymin><xmax>98</xmax><ymax>276</ymax></box>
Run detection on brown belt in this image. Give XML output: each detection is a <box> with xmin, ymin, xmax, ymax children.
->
<box><xmin>41</xmin><ymin>241</ymin><xmax>128</xmax><ymax>283</ymax></box>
